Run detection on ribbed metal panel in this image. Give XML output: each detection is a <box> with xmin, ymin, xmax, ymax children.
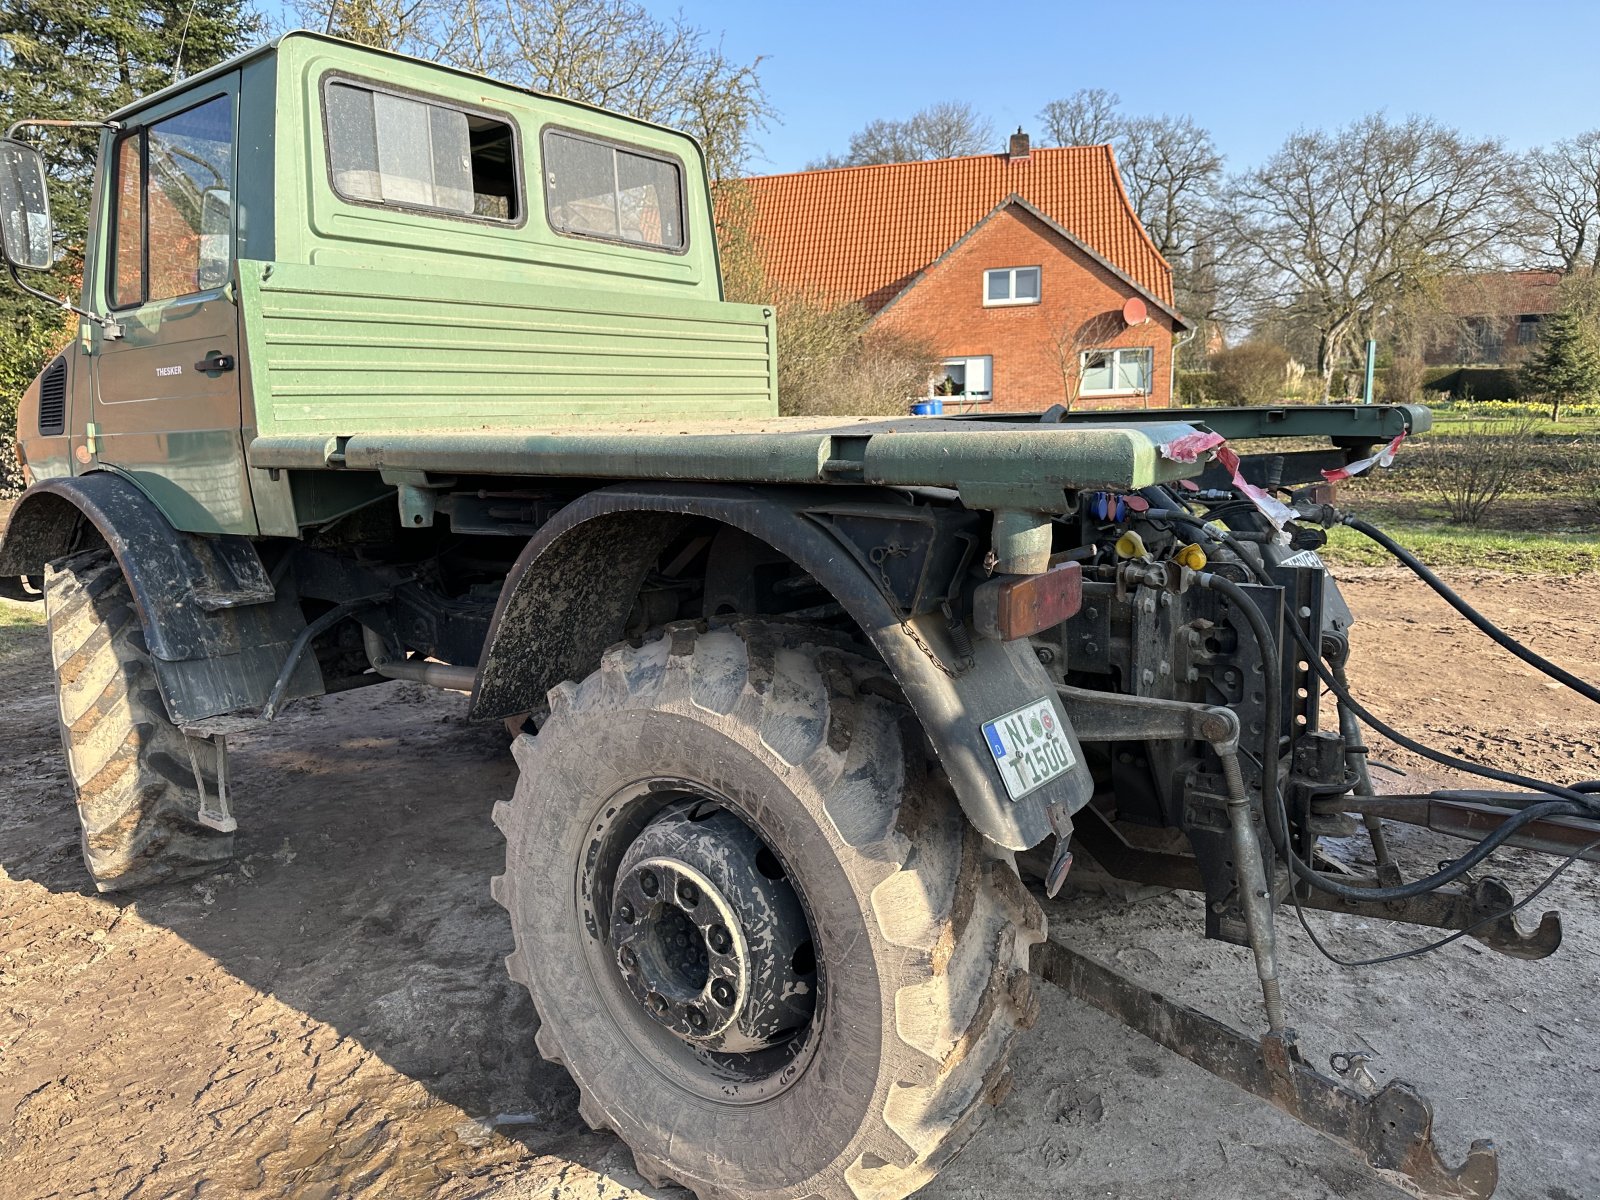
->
<box><xmin>37</xmin><ymin>358</ymin><xmax>67</xmax><ymax>436</ymax></box>
<box><xmin>238</xmin><ymin>261</ymin><xmax>778</xmax><ymax>436</ymax></box>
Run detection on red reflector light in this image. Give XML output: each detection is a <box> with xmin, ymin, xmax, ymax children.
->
<box><xmin>973</xmin><ymin>561</ymin><xmax>1083</xmax><ymax>641</ymax></box>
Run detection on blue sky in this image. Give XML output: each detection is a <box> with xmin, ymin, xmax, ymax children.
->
<box><xmin>674</xmin><ymin>0</ymin><xmax>1600</xmax><ymax>175</ymax></box>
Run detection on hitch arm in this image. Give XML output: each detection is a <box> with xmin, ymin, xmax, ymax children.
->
<box><xmin>1032</xmin><ymin>937</ymin><xmax>1500</xmax><ymax>1199</ymax></box>
<box><xmin>1347</xmin><ymin>791</ymin><xmax>1600</xmax><ymax>864</ymax></box>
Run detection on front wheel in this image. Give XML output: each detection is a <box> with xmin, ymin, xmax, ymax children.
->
<box><xmin>44</xmin><ymin>548</ymin><xmax>234</xmax><ymax>890</ymax></box>
<box><xmin>493</xmin><ymin>621</ymin><xmax>1044</xmax><ymax>1200</ymax></box>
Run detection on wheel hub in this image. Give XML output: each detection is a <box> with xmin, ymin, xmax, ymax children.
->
<box><xmin>610</xmin><ymin>803</ymin><xmax>815</xmax><ymax>1053</ymax></box>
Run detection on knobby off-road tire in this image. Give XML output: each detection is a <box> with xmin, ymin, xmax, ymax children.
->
<box><xmin>493</xmin><ymin>620</ymin><xmax>1045</xmax><ymax>1200</ymax></box>
<box><xmin>44</xmin><ymin>548</ymin><xmax>233</xmax><ymax>890</ymax></box>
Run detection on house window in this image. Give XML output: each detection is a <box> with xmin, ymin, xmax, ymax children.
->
<box><xmin>1080</xmin><ymin>347</ymin><xmax>1153</xmax><ymax>395</ymax></box>
<box><xmin>325</xmin><ymin>80</ymin><xmax>519</xmax><ymax>221</ymax></box>
<box><xmin>933</xmin><ymin>356</ymin><xmax>992</xmax><ymax>401</ymax></box>
<box><xmin>1517</xmin><ymin>314</ymin><xmax>1542</xmax><ymax>345</ymax></box>
<box><xmin>983</xmin><ymin>266</ymin><xmax>1041</xmax><ymax>307</ymax></box>
<box><xmin>543</xmin><ymin>129</ymin><xmax>685</xmax><ymax>251</ymax></box>
<box><xmin>110</xmin><ymin>94</ymin><xmax>234</xmax><ymax>309</ymax></box>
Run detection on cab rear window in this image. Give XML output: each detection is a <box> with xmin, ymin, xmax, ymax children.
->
<box><xmin>324</xmin><ymin>80</ymin><xmax>519</xmax><ymax>222</ymax></box>
<box><xmin>543</xmin><ymin>129</ymin><xmax>684</xmax><ymax>252</ymax></box>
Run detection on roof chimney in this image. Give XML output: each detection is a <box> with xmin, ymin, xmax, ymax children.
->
<box><xmin>1008</xmin><ymin>127</ymin><xmax>1031</xmax><ymax>162</ymax></box>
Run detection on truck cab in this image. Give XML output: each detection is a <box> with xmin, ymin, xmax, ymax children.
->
<box><xmin>14</xmin><ymin>32</ymin><xmax>763</xmax><ymax>538</ymax></box>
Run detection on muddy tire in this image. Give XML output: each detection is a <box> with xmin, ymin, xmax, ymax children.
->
<box><xmin>493</xmin><ymin>621</ymin><xmax>1045</xmax><ymax>1200</ymax></box>
<box><xmin>44</xmin><ymin>548</ymin><xmax>234</xmax><ymax>890</ymax></box>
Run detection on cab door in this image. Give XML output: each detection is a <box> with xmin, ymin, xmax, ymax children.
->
<box><xmin>90</xmin><ymin>76</ymin><xmax>256</xmax><ymax>535</ymax></box>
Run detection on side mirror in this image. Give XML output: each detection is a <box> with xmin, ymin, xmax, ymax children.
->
<box><xmin>0</xmin><ymin>139</ymin><xmax>54</xmax><ymax>271</ymax></box>
<box><xmin>197</xmin><ymin>187</ymin><xmax>232</xmax><ymax>289</ymax></box>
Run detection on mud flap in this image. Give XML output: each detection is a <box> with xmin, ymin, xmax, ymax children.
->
<box><xmin>471</xmin><ymin>484</ymin><xmax>1089</xmax><ymax>852</ymax></box>
<box><xmin>1</xmin><ymin>473</ymin><xmax>322</xmax><ymax>723</ymax></box>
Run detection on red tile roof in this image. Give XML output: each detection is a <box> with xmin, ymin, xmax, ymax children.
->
<box><xmin>1438</xmin><ymin>270</ymin><xmax>1563</xmax><ymax>318</ymax></box>
<box><xmin>739</xmin><ymin>146</ymin><xmax>1176</xmax><ymax>313</ymax></box>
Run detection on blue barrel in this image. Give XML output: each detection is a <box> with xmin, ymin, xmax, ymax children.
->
<box><xmin>911</xmin><ymin>399</ymin><xmax>944</xmax><ymax>416</ymax></box>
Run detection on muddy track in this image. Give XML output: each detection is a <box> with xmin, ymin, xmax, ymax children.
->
<box><xmin>2</xmin><ymin>567</ymin><xmax>1598</xmax><ymax>1200</ymax></box>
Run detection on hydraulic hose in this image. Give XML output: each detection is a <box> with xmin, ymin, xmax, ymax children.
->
<box><xmin>1172</xmin><ymin>505</ymin><xmax>1598</xmax><ymax>808</ymax></box>
<box><xmin>1343</xmin><ymin>516</ymin><xmax>1600</xmax><ymax>707</ymax></box>
<box><xmin>1196</xmin><ymin>566</ymin><xmax>1600</xmax><ymax>903</ymax></box>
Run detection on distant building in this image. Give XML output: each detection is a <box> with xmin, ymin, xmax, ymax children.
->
<box><xmin>1425</xmin><ymin>270</ymin><xmax>1564</xmax><ymax>366</ymax></box>
<box><xmin>738</xmin><ymin>132</ymin><xmax>1190</xmax><ymax>411</ymax></box>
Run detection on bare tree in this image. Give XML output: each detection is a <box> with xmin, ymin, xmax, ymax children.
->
<box><xmin>295</xmin><ymin>0</ymin><xmax>773</xmax><ymax>180</ymax></box>
<box><xmin>1036</xmin><ymin>87</ymin><xmax>1121</xmax><ymax>147</ymax></box>
<box><xmin>1517</xmin><ymin>132</ymin><xmax>1600</xmax><ymax>272</ymax></box>
<box><xmin>1117</xmin><ymin>115</ymin><xmax>1223</xmax><ymax>263</ymax></box>
<box><xmin>807</xmin><ymin>101</ymin><xmax>994</xmax><ymax>168</ymax></box>
<box><xmin>1225</xmin><ymin>114</ymin><xmax>1515</xmax><ymax>400</ymax></box>
<box><xmin>1047</xmin><ymin>310</ymin><xmax>1131</xmax><ymax>410</ymax></box>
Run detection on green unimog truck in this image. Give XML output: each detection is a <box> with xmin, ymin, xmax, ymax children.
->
<box><xmin>3</xmin><ymin>32</ymin><xmax>1594</xmax><ymax>1200</ymax></box>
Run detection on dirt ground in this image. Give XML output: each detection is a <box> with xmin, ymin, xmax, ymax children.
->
<box><xmin>3</xmin><ymin>567</ymin><xmax>1599</xmax><ymax>1200</ymax></box>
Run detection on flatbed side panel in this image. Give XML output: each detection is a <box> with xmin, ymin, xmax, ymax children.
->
<box><xmin>236</xmin><ymin>260</ymin><xmax>778</xmax><ymax>435</ymax></box>
<box><xmin>949</xmin><ymin>403</ymin><xmax>1432</xmax><ymax>441</ymax></box>
<box><xmin>246</xmin><ymin>420</ymin><xmax>1205</xmax><ymax>496</ymax></box>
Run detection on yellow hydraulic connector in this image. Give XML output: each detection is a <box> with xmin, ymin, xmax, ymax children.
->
<box><xmin>1114</xmin><ymin>530</ymin><xmax>1148</xmax><ymax>560</ymax></box>
<box><xmin>1176</xmin><ymin>542</ymin><xmax>1208</xmax><ymax>571</ymax></box>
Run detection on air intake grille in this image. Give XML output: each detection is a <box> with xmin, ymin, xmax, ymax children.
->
<box><xmin>38</xmin><ymin>357</ymin><xmax>67</xmax><ymax>437</ymax></box>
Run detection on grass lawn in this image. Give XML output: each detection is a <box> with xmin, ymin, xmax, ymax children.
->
<box><xmin>1320</xmin><ymin>522</ymin><xmax>1600</xmax><ymax>573</ymax></box>
<box><xmin>1224</xmin><ymin>402</ymin><xmax>1600</xmax><ymax>571</ymax></box>
<box><xmin>1312</xmin><ymin>404</ymin><xmax>1600</xmax><ymax>572</ymax></box>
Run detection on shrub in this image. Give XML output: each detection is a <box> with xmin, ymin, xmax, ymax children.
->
<box><xmin>1208</xmin><ymin>341</ymin><xmax>1292</xmax><ymax>405</ymax></box>
<box><xmin>1177</xmin><ymin>370</ymin><xmax>1225</xmax><ymax>406</ymax></box>
<box><xmin>1422</xmin><ymin>367</ymin><xmax>1525</xmax><ymax>401</ymax></box>
<box><xmin>1420</xmin><ymin>418</ymin><xmax>1539</xmax><ymax>525</ymax></box>
<box><xmin>1381</xmin><ymin>356</ymin><xmax>1426</xmax><ymax>404</ymax></box>
<box><xmin>772</xmin><ymin>291</ymin><xmax>939</xmax><ymax>417</ymax></box>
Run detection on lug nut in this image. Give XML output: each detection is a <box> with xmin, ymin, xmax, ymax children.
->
<box><xmin>708</xmin><ymin>924</ymin><xmax>731</xmax><ymax>954</ymax></box>
<box><xmin>640</xmin><ymin>870</ymin><xmax>659</xmax><ymax>897</ymax></box>
<box><xmin>677</xmin><ymin>880</ymin><xmax>700</xmax><ymax>908</ymax></box>
<box><xmin>618</xmin><ymin>902</ymin><xmax>635</xmax><ymax>923</ymax></box>
<box><xmin>619</xmin><ymin>946</ymin><xmax>637</xmax><ymax>972</ymax></box>
<box><xmin>648</xmin><ymin>992</ymin><xmax>667</xmax><ymax>1014</ymax></box>
<box><xmin>710</xmin><ymin>979</ymin><xmax>735</xmax><ymax>1006</ymax></box>
<box><xmin>686</xmin><ymin>1006</ymin><xmax>707</xmax><ymax>1031</ymax></box>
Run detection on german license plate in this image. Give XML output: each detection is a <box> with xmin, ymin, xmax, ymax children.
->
<box><xmin>981</xmin><ymin>698</ymin><xmax>1077</xmax><ymax>801</ymax></box>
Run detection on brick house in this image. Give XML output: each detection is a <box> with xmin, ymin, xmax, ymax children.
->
<box><xmin>1423</xmin><ymin>270</ymin><xmax>1563</xmax><ymax>366</ymax></box>
<box><xmin>740</xmin><ymin>132</ymin><xmax>1189</xmax><ymax>411</ymax></box>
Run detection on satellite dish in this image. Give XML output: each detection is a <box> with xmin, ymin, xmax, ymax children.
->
<box><xmin>1122</xmin><ymin>297</ymin><xmax>1148</xmax><ymax>326</ymax></box>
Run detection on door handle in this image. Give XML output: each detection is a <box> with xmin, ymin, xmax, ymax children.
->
<box><xmin>194</xmin><ymin>353</ymin><xmax>235</xmax><ymax>373</ymax></box>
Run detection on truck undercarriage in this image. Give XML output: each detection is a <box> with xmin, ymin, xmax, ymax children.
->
<box><xmin>2</xmin><ymin>34</ymin><xmax>1597</xmax><ymax>1199</ymax></box>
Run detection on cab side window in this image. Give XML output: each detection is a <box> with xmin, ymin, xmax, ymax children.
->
<box><xmin>110</xmin><ymin>94</ymin><xmax>234</xmax><ymax>309</ymax></box>
<box><xmin>324</xmin><ymin>81</ymin><xmax>519</xmax><ymax>222</ymax></box>
<box><xmin>543</xmin><ymin>130</ymin><xmax>684</xmax><ymax>251</ymax></box>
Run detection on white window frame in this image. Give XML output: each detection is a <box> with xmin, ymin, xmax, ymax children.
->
<box><xmin>1079</xmin><ymin>346</ymin><xmax>1154</xmax><ymax>396</ymax></box>
<box><xmin>983</xmin><ymin>266</ymin><xmax>1041</xmax><ymax>307</ymax></box>
<box><xmin>930</xmin><ymin>355</ymin><xmax>993</xmax><ymax>402</ymax></box>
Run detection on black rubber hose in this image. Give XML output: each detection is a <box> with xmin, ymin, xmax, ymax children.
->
<box><xmin>1192</xmin><ymin>571</ymin><xmax>1289</xmax><ymax>855</ymax></box>
<box><xmin>1343</xmin><ymin>515</ymin><xmax>1600</xmax><ymax>706</ymax></box>
<box><xmin>1175</xmin><ymin>511</ymin><xmax>1599</xmax><ymax>809</ymax></box>
<box><xmin>1197</xmin><ymin>569</ymin><xmax>1600</xmax><ymax>902</ymax></box>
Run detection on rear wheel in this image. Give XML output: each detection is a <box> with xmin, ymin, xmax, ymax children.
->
<box><xmin>494</xmin><ymin>620</ymin><xmax>1044</xmax><ymax>1200</ymax></box>
<box><xmin>44</xmin><ymin>548</ymin><xmax>233</xmax><ymax>890</ymax></box>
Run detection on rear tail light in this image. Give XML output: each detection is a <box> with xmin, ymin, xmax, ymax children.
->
<box><xmin>973</xmin><ymin>561</ymin><xmax>1083</xmax><ymax>641</ymax></box>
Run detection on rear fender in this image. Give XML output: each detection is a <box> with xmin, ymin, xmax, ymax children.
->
<box><xmin>471</xmin><ymin>483</ymin><xmax>1091</xmax><ymax>850</ymax></box>
<box><xmin>0</xmin><ymin>473</ymin><xmax>320</xmax><ymax>722</ymax></box>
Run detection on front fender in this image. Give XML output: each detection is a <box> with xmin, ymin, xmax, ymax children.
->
<box><xmin>472</xmin><ymin>483</ymin><xmax>1090</xmax><ymax>850</ymax></box>
<box><xmin>0</xmin><ymin>472</ymin><xmax>320</xmax><ymax>722</ymax></box>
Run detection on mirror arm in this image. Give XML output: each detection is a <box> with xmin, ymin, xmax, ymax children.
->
<box><xmin>5</xmin><ymin>118</ymin><xmax>122</xmax><ymax>140</ymax></box>
<box><xmin>5</xmin><ymin>260</ymin><xmax>123</xmax><ymax>339</ymax></box>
